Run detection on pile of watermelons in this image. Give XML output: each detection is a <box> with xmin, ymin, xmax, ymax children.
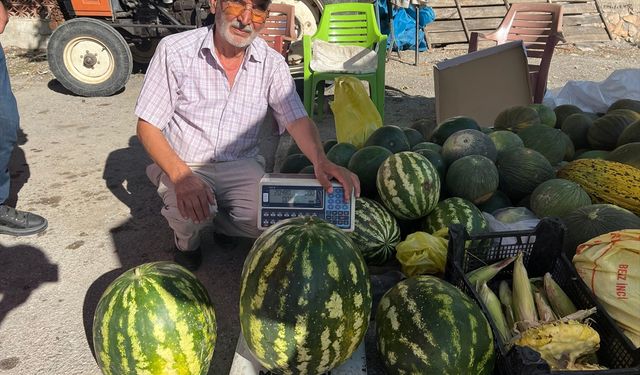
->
<box><xmin>90</xmin><ymin>99</ymin><xmax>640</xmax><ymax>375</ymax></box>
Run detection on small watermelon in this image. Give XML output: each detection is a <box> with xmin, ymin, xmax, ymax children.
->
<box><xmin>93</xmin><ymin>262</ymin><xmax>217</xmax><ymax>375</ymax></box>
<box><xmin>350</xmin><ymin>197</ymin><xmax>401</xmax><ymax>265</ymax></box>
<box><xmin>445</xmin><ymin>155</ymin><xmax>499</xmax><ymax>204</ymax></box>
<box><xmin>364</xmin><ymin>125</ymin><xmax>411</xmax><ymax>153</ymax></box>
<box><xmin>424</xmin><ymin>197</ymin><xmax>488</xmax><ymax>236</ymax></box>
<box><xmin>430</xmin><ymin>116</ymin><xmax>481</xmax><ymax>145</ymax></box>
<box><xmin>441</xmin><ymin>129</ymin><xmax>497</xmax><ymax>165</ymax></box>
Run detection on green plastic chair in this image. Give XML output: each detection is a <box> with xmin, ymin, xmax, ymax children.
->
<box><xmin>303</xmin><ymin>3</ymin><xmax>387</xmax><ymax>120</ymax></box>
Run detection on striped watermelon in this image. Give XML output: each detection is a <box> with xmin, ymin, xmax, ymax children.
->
<box><xmin>350</xmin><ymin>197</ymin><xmax>401</xmax><ymax>265</ymax></box>
<box><xmin>93</xmin><ymin>262</ymin><xmax>217</xmax><ymax>375</ymax></box>
<box><xmin>424</xmin><ymin>197</ymin><xmax>488</xmax><ymax>236</ymax></box>
<box><xmin>239</xmin><ymin>216</ymin><xmax>371</xmax><ymax>374</ymax></box>
<box><xmin>376</xmin><ymin>275</ymin><xmax>495</xmax><ymax>374</ymax></box>
<box><xmin>376</xmin><ymin>151</ymin><xmax>441</xmax><ymax>220</ymax></box>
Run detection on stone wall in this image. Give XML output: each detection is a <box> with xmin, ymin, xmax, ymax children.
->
<box><xmin>601</xmin><ymin>0</ymin><xmax>640</xmax><ymax>45</ymax></box>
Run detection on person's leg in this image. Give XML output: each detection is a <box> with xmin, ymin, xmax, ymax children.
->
<box><xmin>209</xmin><ymin>157</ymin><xmax>265</xmax><ymax>239</ymax></box>
<box><xmin>0</xmin><ymin>44</ymin><xmax>47</xmax><ymax>236</ymax></box>
<box><xmin>146</xmin><ymin>163</ymin><xmax>216</xmax><ymax>270</ymax></box>
<box><xmin>0</xmin><ymin>44</ymin><xmax>18</xmax><ymax>205</ymax></box>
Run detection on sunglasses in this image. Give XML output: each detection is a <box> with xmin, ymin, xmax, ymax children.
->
<box><xmin>221</xmin><ymin>0</ymin><xmax>269</xmax><ymax>24</ymax></box>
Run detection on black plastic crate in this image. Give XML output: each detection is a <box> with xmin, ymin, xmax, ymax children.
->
<box><xmin>444</xmin><ymin>217</ymin><xmax>640</xmax><ymax>375</ymax></box>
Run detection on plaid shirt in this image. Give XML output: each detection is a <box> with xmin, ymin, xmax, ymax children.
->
<box><xmin>135</xmin><ymin>25</ymin><xmax>307</xmax><ymax>163</ymax></box>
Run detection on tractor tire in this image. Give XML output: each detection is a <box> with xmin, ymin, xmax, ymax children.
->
<box><xmin>47</xmin><ymin>18</ymin><xmax>133</xmax><ymax>97</ymax></box>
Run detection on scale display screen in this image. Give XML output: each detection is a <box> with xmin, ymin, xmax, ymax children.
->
<box><xmin>267</xmin><ymin>187</ymin><xmax>319</xmax><ymax>205</ymax></box>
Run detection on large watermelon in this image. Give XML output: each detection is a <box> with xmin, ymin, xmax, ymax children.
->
<box><xmin>430</xmin><ymin>116</ymin><xmax>481</xmax><ymax>145</ymax></box>
<box><xmin>376</xmin><ymin>151</ymin><xmax>441</xmax><ymax>220</ymax></box>
<box><xmin>376</xmin><ymin>276</ymin><xmax>495</xmax><ymax>374</ymax></box>
<box><xmin>347</xmin><ymin>145</ymin><xmax>392</xmax><ymax>198</ymax></box>
<box><xmin>441</xmin><ymin>129</ymin><xmax>497</xmax><ymax>165</ymax></box>
<box><xmin>517</xmin><ymin>125</ymin><xmax>567</xmax><ymax>165</ymax></box>
<box><xmin>495</xmin><ymin>147</ymin><xmax>555</xmax><ymax>201</ymax></box>
<box><xmin>350</xmin><ymin>197</ymin><xmax>401</xmax><ymax>265</ymax></box>
<box><xmin>494</xmin><ymin>105</ymin><xmax>541</xmax><ymax>132</ymax></box>
<box><xmin>424</xmin><ymin>197</ymin><xmax>488</xmax><ymax>236</ymax></box>
<box><xmin>529</xmin><ymin>178</ymin><xmax>591</xmax><ymax>219</ymax></box>
<box><xmin>93</xmin><ymin>262</ymin><xmax>217</xmax><ymax>375</ymax></box>
<box><xmin>239</xmin><ymin>216</ymin><xmax>371</xmax><ymax>374</ymax></box>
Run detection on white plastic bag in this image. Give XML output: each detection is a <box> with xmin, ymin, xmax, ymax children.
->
<box><xmin>543</xmin><ymin>68</ymin><xmax>640</xmax><ymax>113</ymax></box>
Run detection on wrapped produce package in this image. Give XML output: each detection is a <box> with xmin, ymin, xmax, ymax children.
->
<box><xmin>573</xmin><ymin>229</ymin><xmax>640</xmax><ymax>347</ymax></box>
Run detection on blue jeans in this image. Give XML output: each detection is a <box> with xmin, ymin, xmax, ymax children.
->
<box><xmin>0</xmin><ymin>44</ymin><xmax>19</xmax><ymax>205</ymax></box>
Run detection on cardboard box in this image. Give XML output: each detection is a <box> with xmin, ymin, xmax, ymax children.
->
<box><xmin>434</xmin><ymin>40</ymin><xmax>533</xmax><ymax>127</ymax></box>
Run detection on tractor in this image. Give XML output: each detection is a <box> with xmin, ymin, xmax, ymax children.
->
<box><xmin>48</xmin><ymin>0</ymin><xmax>328</xmax><ymax>96</ymax></box>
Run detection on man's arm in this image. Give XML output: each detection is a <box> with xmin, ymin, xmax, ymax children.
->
<box><xmin>137</xmin><ymin>119</ymin><xmax>214</xmax><ymax>223</ymax></box>
<box><xmin>0</xmin><ymin>1</ymin><xmax>10</xmax><ymax>35</ymax></box>
<box><xmin>286</xmin><ymin>116</ymin><xmax>360</xmax><ymax>201</ymax></box>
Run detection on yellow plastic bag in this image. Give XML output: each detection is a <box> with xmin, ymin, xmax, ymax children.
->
<box><xmin>573</xmin><ymin>229</ymin><xmax>640</xmax><ymax>347</ymax></box>
<box><xmin>395</xmin><ymin>231</ymin><xmax>448</xmax><ymax>277</ymax></box>
<box><xmin>329</xmin><ymin>76</ymin><xmax>382</xmax><ymax>149</ymax></box>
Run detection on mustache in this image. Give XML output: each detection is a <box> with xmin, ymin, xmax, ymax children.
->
<box><xmin>229</xmin><ymin>20</ymin><xmax>254</xmax><ymax>33</ymax></box>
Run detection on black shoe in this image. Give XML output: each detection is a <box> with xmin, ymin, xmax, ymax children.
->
<box><xmin>0</xmin><ymin>205</ymin><xmax>48</xmax><ymax>236</ymax></box>
<box><xmin>173</xmin><ymin>247</ymin><xmax>202</xmax><ymax>271</ymax></box>
<box><xmin>214</xmin><ymin>233</ymin><xmax>238</xmax><ymax>250</ymax></box>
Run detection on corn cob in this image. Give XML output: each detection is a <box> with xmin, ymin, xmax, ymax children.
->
<box><xmin>479</xmin><ymin>282</ymin><xmax>511</xmax><ymax>343</ymax></box>
<box><xmin>466</xmin><ymin>255</ymin><xmax>517</xmax><ymax>290</ymax></box>
<box><xmin>498</xmin><ymin>280</ymin><xmax>515</xmax><ymax>331</ymax></box>
<box><xmin>513</xmin><ymin>320</ymin><xmax>600</xmax><ymax>370</ymax></box>
<box><xmin>512</xmin><ymin>252</ymin><xmax>538</xmax><ymax>329</ymax></box>
<box><xmin>543</xmin><ymin>273</ymin><xmax>577</xmax><ymax>318</ymax></box>
<box><xmin>531</xmin><ymin>282</ymin><xmax>557</xmax><ymax>323</ymax></box>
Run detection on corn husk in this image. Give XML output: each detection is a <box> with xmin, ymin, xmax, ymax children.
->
<box><xmin>544</xmin><ymin>272</ymin><xmax>577</xmax><ymax>319</ymax></box>
<box><xmin>513</xmin><ymin>252</ymin><xmax>538</xmax><ymax>330</ymax></box>
<box><xmin>466</xmin><ymin>255</ymin><xmax>517</xmax><ymax>290</ymax></box>
<box><xmin>513</xmin><ymin>320</ymin><xmax>600</xmax><ymax>370</ymax></box>
<box><xmin>499</xmin><ymin>280</ymin><xmax>515</xmax><ymax>331</ymax></box>
<box><xmin>479</xmin><ymin>282</ymin><xmax>511</xmax><ymax>343</ymax></box>
<box><xmin>531</xmin><ymin>282</ymin><xmax>557</xmax><ymax>323</ymax></box>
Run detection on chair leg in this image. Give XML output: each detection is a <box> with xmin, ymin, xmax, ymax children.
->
<box><xmin>304</xmin><ymin>79</ymin><xmax>314</xmax><ymax>118</ymax></box>
<box><xmin>316</xmin><ymin>81</ymin><xmax>324</xmax><ymax>118</ymax></box>
<box><xmin>377</xmin><ymin>79</ymin><xmax>385</xmax><ymax>122</ymax></box>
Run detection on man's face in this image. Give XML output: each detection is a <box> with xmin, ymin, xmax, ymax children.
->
<box><xmin>213</xmin><ymin>0</ymin><xmax>268</xmax><ymax>49</ymax></box>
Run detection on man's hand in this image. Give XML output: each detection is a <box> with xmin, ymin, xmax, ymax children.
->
<box><xmin>314</xmin><ymin>159</ymin><xmax>360</xmax><ymax>202</ymax></box>
<box><xmin>174</xmin><ymin>172</ymin><xmax>216</xmax><ymax>223</ymax></box>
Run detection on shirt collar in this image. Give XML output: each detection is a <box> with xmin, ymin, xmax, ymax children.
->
<box><xmin>200</xmin><ymin>24</ymin><xmax>266</xmax><ymax>67</ymax></box>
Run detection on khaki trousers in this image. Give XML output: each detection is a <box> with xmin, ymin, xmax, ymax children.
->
<box><xmin>146</xmin><ymin>157</ymin><xmax>265</xmax><ymax>251</ymax></box>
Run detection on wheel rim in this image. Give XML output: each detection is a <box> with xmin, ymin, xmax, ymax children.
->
<box><xmin>63</xmin><ymin>36</ymin><xmax>115</xmax><ymax>84</ymax></box>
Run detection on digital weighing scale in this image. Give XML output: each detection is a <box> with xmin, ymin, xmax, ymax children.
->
<box><xmin>258</xmin><ymin>173</ymin><xmax>356</xmax><ymax>231</ymax></box>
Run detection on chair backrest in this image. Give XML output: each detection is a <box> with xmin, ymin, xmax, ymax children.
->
<box><xmin>259</xmin><ymin>3</ymin><xmax>296</xmax><ymax>55</ymax></box>
<box><xmin>313</xmin><ymin>3</ymin><xmax>381</xmax><ymax>49</ymax></box>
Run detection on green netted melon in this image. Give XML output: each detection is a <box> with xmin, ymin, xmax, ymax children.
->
<box><xmin>280</xmin><ymin>154</ymin><xmax>311</xmax><ymax>173</ymax></box>
<box><xmin>240</xmin><ymin>216</ymin><xmax>371</xmax><ymax>374</ymax></box>
<box><xmin>561</xmin><ymin>112</ymin><xmax>597</xmax><ymax>149</ymax></box>
<box><xmin>441</xmin><ymin>129</ymin><xmax>497</xmax><ymax>165</ymax></box>
<box><xmin>364</xmin><ymin>125</ymin><xmax>411</xmax><ymax>154</ymax></box>
<box><xmin>93</xmin><ymin>262</ymin><xmax>217</xmax><ymax>375</ymax></box>
<box><xmin>350</xmin><ymin>197</ymin><xmax>401</xmax><ymax>265</ymax></box>
<box><xmin>412</xmin><ymin>141</ymin><xmax>442</xmax><ymax>153</ymax></box>
<box><xmin>488</xmin><ymin>130</ymin><xmax>524</xmax><ymax>156</ymax></box>
<box><xmin>403</xmin><ymin>127</ymin><xmax>425</xmax><ymax>148</ymax></box>
<box><xmin>495</xmin><ymin>147</ymin><xmax>555</xmax><ymax>201</ymax></box>
<box><xmin>299</xmin><ymin>165</ymin><xmax>315</xmax><ymax>174</ymax></box>
<box><xmin>530</xmin><ymin>178</ymin><xmax>592</xmax><ymax>219</ymax></box>
<box><xmin>376</xmin><ymin>152</ymin><xmax>441</xmax><ymax>220</ymax></box>
<box><xmin>617</xmin><ymin>119</ymin><xmax>640</xmax><ymax>146</ymax></box>
<box><xmin>606</xmin><ymin>142</ymin><xmax>640</xmax><ymax>169</ymax></box>
<box><xmin>376</xmin><ymin>276</ymin><xmax>495</xmax><ymax>375</ymax></box>
<box><xmin>554</xmin><ymin>104</ymin><xmax>583</xmax><ymax>128</ymax></box>
<box><xmin>561</xmin><ymin>132</ymin><xmax>575</xmax><ymax>161</ymax></box>
<box><xmin>323</xmin><ymin>139</ymin><xmax>338</xmax><ymax>153</ymax></box>
<box><xmin>575</xmin><ymin>150</ymin><xmax>610</xmax><ymax>160</ymax></box>
<box><xmin>607</xmin><ymin>98</ymin><xmax>640</xmax><ymax>114</ymax></box>
<box><xmin>476</xmin><ymin>190</ymin><xmax>512</xmax><ymax>214</ymax></box>
<box><xmin>347</xmin><ymin>145</ymin><xmax>393</xmax><ymax>198</ymax></box>
<box><xmin>588</xmin><ymin>112</ymin><xmax>640</xmax><ymax>150</ymax></box>
<box><xmin>494</xmin><ymin>105</ymin><xmax>541</xmax><ymax>133</ymax></box>
<box><xmin>529</xmin><ymin>104</ymin><xmax>556</xmax><ymax>127</ymax></box>
<box><xmin>445</xmin><ymin>155</ymin><xmax>499</xmax><ymax>204</ymax></box>
<box><xmin>326</xmin><ymin>142</ymin><xmax>358</xmax><ymax>168</ymax></box>
<box><xmin>430</xmin><ymin>116</ymin><xmax>481</xmax><ymax>145</ymax></box>
<box><xmin>518</xmin><ymin>125</ymin><xmax>567</xmax><ymax>165</ymax></box>
<box><xmin>562</xmin><ymin>204</ymin><xmax>640</xmax><ymax>257</ymax></box>
<box><xmin>424</xmin><ymin>197</ymin><xmax>488</xmax><ymax>236</ymax></box>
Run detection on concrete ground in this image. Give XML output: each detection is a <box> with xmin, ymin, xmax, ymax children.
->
<box><xmin>0</xmin><ymin>43</ymin><xmax>639</xmax><ymax>375</ymax></box>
